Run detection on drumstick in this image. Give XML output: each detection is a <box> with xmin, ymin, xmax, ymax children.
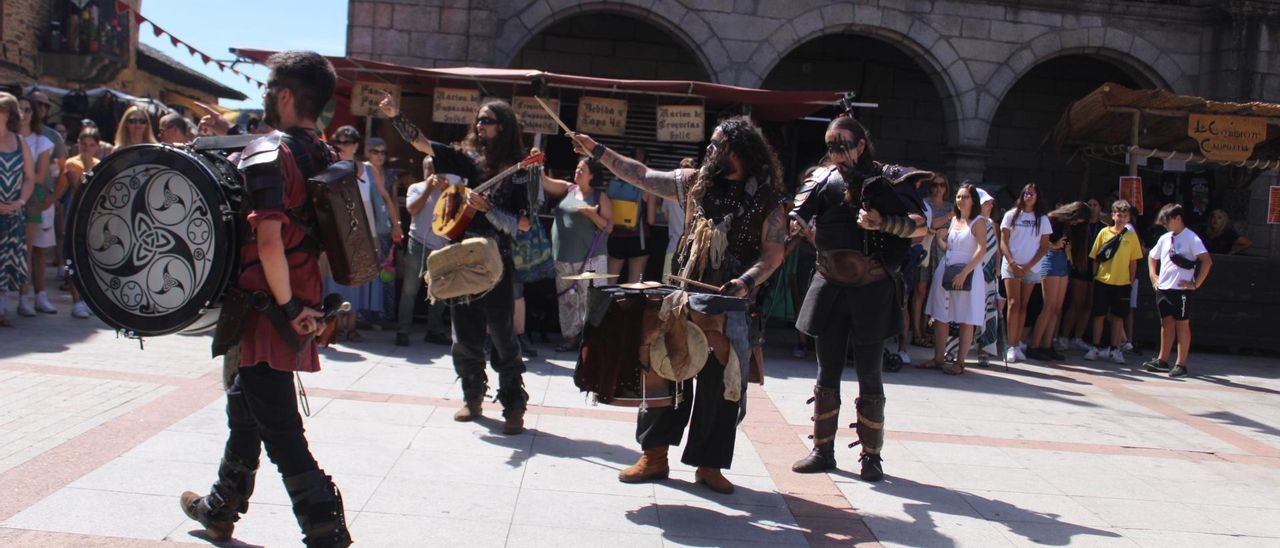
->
<box><xmin>669</xmin><ymin>275</ymin><xmax>721</xmax><ymax>292</ymax></box>
<box><xmin>532</xmin><ymin>96</ymin><xmax>574</xmax><ymax>135</ymax></box>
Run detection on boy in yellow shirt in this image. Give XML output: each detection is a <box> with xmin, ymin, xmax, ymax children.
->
<box><xmin>1085</xmin><ymin>200</ymin><xmax>1143</xmax><ymax>364</ymax></box>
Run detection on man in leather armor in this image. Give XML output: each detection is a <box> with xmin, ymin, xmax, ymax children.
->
<box><xmin>569</xmin><ymin>117</ymin><xmax>789</xmax><ymax>495</ymax></box>
<box><xmin>180</xmin><ymin>51</ymin><xmax>351</xmax><ymax>547</ymax></box>
<box><xmin>380</xmin><ymin>95</ymin><xmax>537</xmax><ymax>435</ymax></box>
<box><xmin>789</xmin><ymin>116</ymin><xmax>928</xmax><ymax>482</ymax></box>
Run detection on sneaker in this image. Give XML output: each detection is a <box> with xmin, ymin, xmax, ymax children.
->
<box><xmin>1143</xmin><ymin>358</ymin><xmax>1171</xmax><ymax>372</ymax></box>
<box><xmin>1015</xmin><ymin>347</ymin><xmax>1027</xmax><ymax>361</ymax></box>
<box><xmin>1084</xmin><ymin>347</ymin><xmax>1101</xmax><ymax>361</ymax></box>
<box><xmin>424</xmin><ymin>331</ymin><xmax>452</xmax><ymax>346</ymax></box>
<box><xmin>1168</xmin><ymin>365</ymin><xmax>1188</xmax><ymax>378</ymax></box>
<box><xmin>1120</xmin><ymin>341</ymin><xmax>1134</xmax><ymax>353</ymax></box>
<box><xmin>792</xmin><ymin>345</ymin><xmax>806</xmax><ymax>359</ymax></box>
<box><xmin>897</xmin><ymin>350</ymin><xmax>912</xmax><ymax>366</ymax></box>
<box><xmin>17</xmin><ymin>295</ymin><xmax>35</xmax><ymax>317</ymax></box>
<box><xmin>1047</xmin><ymin>348</ymin><xmax>1066</xmax><ymax>361</ymax></box>
<box><xmin>34</xmin><ymin>292</ymin><xmax>56</xmax><ymax>314</ymax></box>
<box><xmin>1072</xmin><ymin>338</ymin><xmax>1093</xmax><ymax>352</ymax></box>
<box><xmin>394</xmin><ymin>332</ymin><xmax>410</xmax><ymax>347</ymax></box>
<box><xmin>71</xmin><ymin>302</ymin><xmax>91</xmax><ymax>319</ymax></box>
<box><xmin>1005</xmin><ymin>347</ymin><xmax>1019</xmax><ymax>363</ymax></box>
<box><xmin>1110</xmin><ymin>348</ymin><xmax>1126</xmax><ymax>364</ymax></box>
<box><xmin>1053</xmin><ymin>338</ymin><xmax>1069</xmax><ymax>352</ymax></box>
<box><xmin>1018</xmin><ymin>341</ymin><xmax>1027</xmax><ymax>352</ymax></box>
<box><xmin>1024</xmin><ymin>347</ymin><xmax>1047</xmax><ymax>361</ymax></box>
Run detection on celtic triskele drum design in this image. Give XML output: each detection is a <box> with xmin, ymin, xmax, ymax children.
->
<box><xmin>69</xmin><ymin>144</ymin><xmax>243</xmax><ymax>336</ymax></box>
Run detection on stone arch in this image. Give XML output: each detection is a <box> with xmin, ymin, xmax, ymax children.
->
<box><xmin>976</xmin><ymin>27</ymin><xmax>1186</xmax><ymax>138</ymax></box>
<box><xmin>495</xmin><ymin>0</ymin><xmax>720</xmax><ymax>83</ymax></box>
<box><xmin>744</xmin><ymin>4</ymin><xmax>968</xmax><ymax>147</ymax></box>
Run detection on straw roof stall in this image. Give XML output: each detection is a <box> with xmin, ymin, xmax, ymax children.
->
<box><xmin>1052</xmin><ymin>83</ymin><xmax>1280</xmax><ymax>170</ymax></box>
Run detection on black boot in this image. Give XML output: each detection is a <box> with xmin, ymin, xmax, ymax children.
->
<box><xmin>284</xmin><ymin>470</ymin><xmax>351</xmax><ymax>548</ymax></box>
<box><xmin>497</xmin><ymin>372</ymin><xmax>529</xmax><ymax>435</ymax></box>
<box><xmin>180</xmin><ymin>456</ymin><xmax>257</xmax><ymax>542</ymax></box>
<box><xmin>792</xmin><ymin>386</ymin><xmax>840</xmax><ymax>473</ymax></box>
<box><xmin>849</xmin><ymin>395</ymin><xmax>886</xmax><ymax>482</ymax></box>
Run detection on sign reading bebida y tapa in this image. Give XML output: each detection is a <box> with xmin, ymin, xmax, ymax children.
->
<box><xmin>351</xmin><ymin>82</ymin><xmax>401</xmax><ymax>118</ymax></box>
<box><xmin>433</xmin><ymin>88</ymin><xmax>481</xmax><ymax>125</ymax></box>
<box><xmin>577</xmin><ymin>97</ymin><xmax>627</xmax><ymax>136</ymax></box>
<box><xmin>656</xmin><ymin>105</ymin><xmax>705</xmax><ymax>142</ymax></box>
<box><xmin>1188</xmin><ymin>114</ymin><xmax>1267</xmax><ymax>163</ymax></box>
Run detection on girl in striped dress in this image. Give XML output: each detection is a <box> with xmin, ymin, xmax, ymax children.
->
<box><xmin>0</xmin><ymin>93</ymin><xmax>37</xmax><ymax>326</ymax></box>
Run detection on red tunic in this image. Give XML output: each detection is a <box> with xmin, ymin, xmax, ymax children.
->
<box><xmin>236</xmin><ymin>132</ymin><xmax>325</xmax><ymax>373</ymax></box>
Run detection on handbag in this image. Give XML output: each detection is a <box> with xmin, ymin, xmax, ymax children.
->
<box><xmin>425</xmin><ymin>237</ymin><xmax>503</xmax><ymax>303</ymax></box>
<box><xmin>513</xmin><ymin>216</ymin><xmax>554</xmax><ymax>283</ymax></box>
<box><xmin>941</xmin><ymin>264</ymin><xmax>973</xmax><ymax>291</ymax></box>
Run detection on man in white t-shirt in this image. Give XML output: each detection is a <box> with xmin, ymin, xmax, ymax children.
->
<box><xmin>1143</xmin><ymin>204</ymin><xmax>1211</xmax><ymax>378</ymax></box>
<box><xmin>395</xmin><ymin>156</ymin><xmax>453</xmax><ymax>347</ymax></box>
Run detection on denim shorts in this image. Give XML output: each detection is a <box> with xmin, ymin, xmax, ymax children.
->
<box><xmin>1001</xmin><ymin>259</ymin><xmax>1043</xmax><ymax>284</ymax></box>
<box><xmin>1039</xmin><ymin>250</ymin><xmax>1070</xmax><ymax>278</ymax></box>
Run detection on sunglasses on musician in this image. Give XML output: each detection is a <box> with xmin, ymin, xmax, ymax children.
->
<box><xmin>826</xmin><ymin>140</ymin><xmax>857</xmax><ymax>154</ymax></box>
<box><xmin>475</xmin><ymin>117</ymin><xmax>499</xmax><ymax>126</ymax></box>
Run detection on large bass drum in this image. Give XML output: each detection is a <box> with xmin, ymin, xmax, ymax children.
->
<box><xmin>68</xmin><ymin>143</ymin><xmax>244</xmax><ymax>336</ymax></box>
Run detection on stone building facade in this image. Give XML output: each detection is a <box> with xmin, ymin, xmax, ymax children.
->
<box><xmin>348</xmin><ymin>0</ymin><xmax>1279</xmax><ymax>251</ymax></box>
<box><xmin>0</xmin><ymin>0</ymin><xmax>45</xmax><ymax>83</ymax></box>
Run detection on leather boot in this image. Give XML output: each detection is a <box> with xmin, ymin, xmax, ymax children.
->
<box><xmin>283</xmin><ymin>470</ymin><xmax>352</xmax><ymax>548</ymax></box>
<box><xmin>792</xmin><ymin>385</ymin><xmax>840</xmax><ymax>473</ymax></box>
<box><xmin>453</xmin><ymin>400</ymin><xmax>483</xmax><ymax>422</ymax></box>
<box><xmin>695</xmin><ymin>467</ymin><xmax>735</xmax><ymax>494</ymax></box>
<box><xmin>849</xmin><ymin>395</ymin><xmax>886</xmax><ymax>482</ymax></box>
<box><xmin>618</xmin><ymin>446</ymin><xmax>669</xmax><ymax>483</ymax></box>
<box><xmin>180</xmin><ymin>456</ymin><xmax>257</xmax><ymax>542</ymax></box>
<box><xmin>497</xmin><ymin>372</ymin><xmax>529</xmax><ymax>435</ymax></box>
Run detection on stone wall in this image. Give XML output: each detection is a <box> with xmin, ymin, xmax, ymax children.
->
<box><xmin>0</xmin><ymin>0</ymin><xmax>48</xmax><ymax>84</ymax></box>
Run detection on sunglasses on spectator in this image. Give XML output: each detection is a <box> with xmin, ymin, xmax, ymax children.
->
<box><xmin>127</xmin><ymin>117</ymin><xmax>148</xmax><ymax>125</ymax></box>
<box><xmin>475</xmin><ymin>117</ymin><xmax>498</xmax><ymax>126</ymax></box>
<box><xmin>1023</xmin><ymin>190</ymin><xmax>1037</xmax><ymax>197</ymax></box>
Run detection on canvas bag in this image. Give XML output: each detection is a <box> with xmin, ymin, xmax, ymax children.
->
<box><xmin>425</xmin><ymin>237</ymin><xmax>503</xmax><ymax>303</ymax></box>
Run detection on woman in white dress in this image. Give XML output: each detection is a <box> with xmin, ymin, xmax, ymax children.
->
<box><xmin>922</xmin><ymin>183</ymin><xmax>989</xmax><ymax>374</ymax></box>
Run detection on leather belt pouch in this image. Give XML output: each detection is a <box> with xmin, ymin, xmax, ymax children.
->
<box><xmin>817</xmin><ymin>250</ymin><xmax>888</xmax><ymax>286</ymax></box>
<box><xmin>212</xmin><ymin>287</ymin><xmax>251</xmax><ymax>358</ymax></box>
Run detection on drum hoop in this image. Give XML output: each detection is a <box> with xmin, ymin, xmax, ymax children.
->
<box><xmin>69</xmin><ymin>144</ymin><xmax>240</xmax><ymax>336</ymax></box>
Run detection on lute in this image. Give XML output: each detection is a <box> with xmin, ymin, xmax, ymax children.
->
<box><xmin>432</xmin><ymin>151</ymin><xmax>544</xmax><ymax>239</ymax></box>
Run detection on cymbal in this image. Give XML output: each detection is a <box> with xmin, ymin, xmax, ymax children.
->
<box><xmin>561</xmin><ymin>272</ymin><xmax>619</xmax><ymax>281</ymax></box>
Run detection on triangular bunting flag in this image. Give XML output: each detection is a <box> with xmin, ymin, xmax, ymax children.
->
<box><xmin>170</xmin><ymin>36</ymin><xmax>180</xmax><ymax>48</ymax></box>
<box><xmin>116</xmin><ymin>0</ymin><xmax>130</xmax><ymax>13</ymax></box>
<box><xmin>151</xmin><ymin>22</ymin><xmax>164</xmax><ymax>38</ymax></box>
<box><xmin>217</xmin><ymin>62</ymin><xmax>226</xmax><ymax>72</ymax></box>
<box><xmin>201</xmin><ymin>54</ymin><xmax>211</xmax><ymax>65</ymax></box>
<box><xmin>187</xmin><ymin>44</ymin><xmax>197</xmax><ymax>55</ymax></box>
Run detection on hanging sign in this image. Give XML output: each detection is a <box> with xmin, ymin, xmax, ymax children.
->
<box><xmin>1119</xmin><ymin>176</ymin><xmax>1144</xmax><ymax>215</ymax></box>
<box><xmin>656</xmin><ymin>105</ymin><xmax>705</xmax><ymax>142</ymax></box>
<box><xmin>350</xmin><ymin>82</ymin><xmax>400</xmax><ymax>118</ymax></box>
<box><xmin>512</xmin><ymin>97</ymin><xmax>561</xmax><ymax>135</ymax></box>
<box><xmin>1269</xmin><ymin>186</ymin><xmax>1280</xmax><ymax>225</ymax></box>
<box><xmin>1188</xmin><ymin>114</ymin><xmax>1266</xmax><ymax>163</ymax></box>
<box><xmin>432</xmin><ymin>87</ymin><xmax>481</xmax><ymax>125</ymax></box>
<box><xmin>577</xmin><ymin>97</ymin><xmax>628</xmax><ymax>136</ymax></box>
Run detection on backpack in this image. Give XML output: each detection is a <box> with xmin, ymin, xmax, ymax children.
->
<box><xmin>608</xmin><ymin>179</ymin><xmax>645</xmax><ymax>230</ymax></box>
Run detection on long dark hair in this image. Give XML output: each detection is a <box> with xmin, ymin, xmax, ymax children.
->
<box><xmin>1049</xmin><ymin>201</ymin><xmax>1092</xmax><ymax>225</ymax></box>
<box><xmin>955</xmin><ymin>183</ymin><xmax>979</xmax><ymax>221</ymax></box>
<box><xmin>1012</xmin><ymin>183</ymin><xmax>1046</xmax><ymax>233</ymax></box>
<box><xmin>1049</xmin><ymin>201</ymin><xmax>1092</xmax><ymax>269</ymax></box>
<box><xmin>463</xmin><ymin>99</ymin><xmax>523</xmax><ymax>179</ymax></box>
<box><xmin>824</xmin><ymin>115</ymin><xmax>876</xmax><ymax>174</ymax></box>
<box><xmin>688</xmin><ymin>116</ymin><xmax>784</xmax><ymax>202</ymax></box>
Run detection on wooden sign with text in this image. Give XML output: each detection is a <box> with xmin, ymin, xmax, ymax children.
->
<box><xmin>1269</xmin><ymin>186</ymin><xmax>1280</xmax><ymax>225</ymax></box>
<box><xmin>351</xmin><ymin>82</ymin><xmax>401</xmax><ymax>118</ymax></box>
<box><xmin>432</xmin><ymin>87</ymin><xmax>481</xmax><ymax>125</ymax></box>
<box><xmin>1119</xmin><ymin>176</ymin><xmax>1144</xmax><ymax>215</ymax></box>
<box><xmin>577</xmin><ymin>97</ymin><xmax>628</xmax><ymax>136</ymax></box>
<box><xmin>656</xmin><ymin>105</ymin><xmax>705</xmax><ymax>142</ymax></box>
<box><xmin>1188</xmin><ymin>114</ymin><xmax>1266</xmax><ymax>163</ymax></box>
<box><xmin>512</xmin><ymin>97</ymin><xmax>561</xmax><ymax>134</ymax></box>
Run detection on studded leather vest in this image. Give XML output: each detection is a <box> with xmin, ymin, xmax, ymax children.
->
<box><xmin>676</xmin><ymin>176</ymin><xmax>783</xmax><ymax>287</ymax></box>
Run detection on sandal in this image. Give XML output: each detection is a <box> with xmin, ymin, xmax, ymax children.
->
<box><xmin>914</xmin><ymin>357</ymin><xmax>944</xmax><ymax>370</ymax></box>
<box><xmin>911</xmin><ymin>335</ymin><xmax>933</xmax><ymax>348</ymax></box>
<box><xmin>943</xmin><ymin>362</ymin><xmax>965</xmax><ymax>375</ymax></box>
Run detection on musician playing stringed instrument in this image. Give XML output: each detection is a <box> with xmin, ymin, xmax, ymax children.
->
<box><xmin>380</xmin><ymin>94</ymin><xmax>540</xmax><ymax>435</ymax></box>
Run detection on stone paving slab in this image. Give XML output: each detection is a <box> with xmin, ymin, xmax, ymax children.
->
<box><xmin>3</xmin><ymin>286</ymin><xmax>1280</xmax><ymax>546</ymax></box>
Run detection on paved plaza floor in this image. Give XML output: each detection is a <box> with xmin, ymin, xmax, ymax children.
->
<box><xmin>3</xmin><ymin>289</ymin><xmax>1280</xmax><ymax>547</ymax></box>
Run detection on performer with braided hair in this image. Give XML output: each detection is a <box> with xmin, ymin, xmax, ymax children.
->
<box><xmin>789</xmin><ymin>115</ymin><xmax>928</xmax><ymax>481</ymax></box>
<box><xmin>569</xmin><ymin>117</ymin><xmax>788</xmax><ymax>495</ymax></box>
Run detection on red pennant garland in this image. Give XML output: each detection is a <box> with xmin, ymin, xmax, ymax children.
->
<box><xmin>115</xmin><ymin>1</ymin><xmax>268</xmax><ymax>90</ymax></box>
<box><xmin>116</xmin><ymin>0</ymin><xmax>130</xmax><ymax>13</ymax></box>
<box><xmin>200</xmin><ymin>54</ymin><xmax>211</xmax><ymax>65</ymax></box>
<box><xmin>151</xmin><ymin>22</ymin><xmax>164</xmax><ymax>38</ymax></box>
<box><xmin>170</xmin><ymin>36</ymin><xmax>180</xmax><ymax>48</ymax></box>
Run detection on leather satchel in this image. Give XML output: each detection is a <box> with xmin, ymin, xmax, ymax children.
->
<box><xmin>941</xmin><ymin>264</ymin><xmax>973</xmax><ymax>291</ymax></box>
<box><xmin>307</xmin><ymin>160</ymin><xmax>379</xmax><ymax>286</ymax></box>
<box><xmin>425</xmin><ymin>236</ymin><xmax>503</xmax><ymax>303</ymax></box>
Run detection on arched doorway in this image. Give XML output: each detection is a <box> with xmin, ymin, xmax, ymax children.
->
<box><xmin>984</xmin><ymin>55</ymin><xmax>1152</xmax><ymax>204</ymax></box>
<box><xmin>762</xmin><ymin>33</ymin><xmax>952</xmax><ymax>181</ymax></box>
<box><xmin>510</xmin><ymin>12</ymin><xmax>711</xmax><ymax>81</ymax></box>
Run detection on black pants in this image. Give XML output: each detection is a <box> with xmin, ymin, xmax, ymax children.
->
<box><xmin>636</xmin><ymin>354</ymin><xmax>738</xmax><ymax>469</ymax></box>
<box><xmin>223</xmin><ymin>361</ymin><xmax>319</xmax><ymax>480</ymax></box>
<box><xmin>802</xmin><ymin>278</ymin><xmax>892</xmax><ymax>397</ymax></box>
<box><xmin>450</xmin><ymin>266</ymin><xmax>525</xmax><ymax>404</ymax></box>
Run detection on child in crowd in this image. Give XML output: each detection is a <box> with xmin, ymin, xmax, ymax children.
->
<box><xmin>1085</xmin><ymin>200</ymin><xmax>1143</xmax><ymax>364</ymax></box>
<box><xmin>1144</xmin><ymin>204</ymin><xmax>1212</xmax><ymax>378</ymax></box>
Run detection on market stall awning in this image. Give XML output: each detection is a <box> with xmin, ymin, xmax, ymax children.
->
<box><xmin>1052</xmin><ymin>83</ymin><xmax>1280</xmax><ymax>170</ymax></box>
<box><xmin>231</xmin><ymin>48</ymin><xmax>842</xmax><ymax>122</ymax></box>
